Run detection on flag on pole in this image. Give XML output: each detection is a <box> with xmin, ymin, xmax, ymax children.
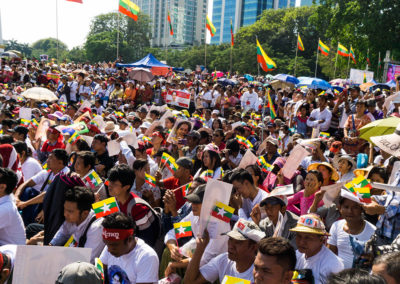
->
<box><xmin>161</xmin><ymin>152</ymin><xmax>178</xmax><ymax>173</ymax></box>
<box><xmin>92</xmin><ymin>197</ymin><xmax>119</xmax><ymax>218</ymax></box>
<box><xmin>167</xmin><ymin>11</ymin><xmax>174</xmax><ymax>35</ymax></box>
<box><xmin>182</xmin><ymin>182</ymin><xmax>191</xmax><ymax>197</ymax></box>
<box><xmin>211</xmin><ymin>201</ymin><xmax>234</xmax><ymax>223</ymax></box>
<box><xmin>350</xmin><ymin>47</ymin><xmax>356</xmax><ymax>64</ymax></box>
<box><xmin>173</xmin><ymin>221</ymin><xmax>193</xmax><ymax>239</ymax></box>
<box><xmin>257</xmin><ymin>156</ymin><xmax>273</xmax><ymax>173</ymax></box>
<box><xmin>318</xmin><ymin>40</ymin><xmax>330</xmax><ymax>56</ymax></box>
<box><xmin>345</xmin><ymin>176</ymin><xmax>372</xmax><ymax>203</ymax></box>
<box><xmin>64</xmin><ymin>235</ymin><xmax>78</xmax><ymax>247</ymax></box>
<box><xmin>337</xmin><ymin>43</ymin><xmax>349</xmax><ymax>57</ymax></box>
<box><xmin>363</xmin><ymin>72</ymin><xmax>367</xmax><ymax>83</ymax></box>
<box><xmin>366</xmin><ymin>49</ymin><xmax>371</xmax><ymax>66</ymax></box>
<box><xmin>230</xmin><ymin>19</ymin><xmax>234</xmax><ymax>46</ymax></box>
<box><xmin>206</xmin><ymin>15</ymin><xmax>216</xmax><ymax>37</ymax></box>
<box><xmin>20</xmin><ymin>118</ymin><xmax>31</xmax><ymax>127</ymax></box>
<box><xmin>66</xmin><ymin>0</ymin><xmax>83</xmax><ymax>3</ymax></box>
<box><xmin>94</xmin><ymin>258</ymin><xmax>105</xmax><ymax>281</ymax></box>
<box><xmin>84</xmin><ymin>170</ymin><xmax>103</xmax><ymax>189</ymax></box>
<box><xmin>256</xmin><ymin>39</ymin><xmax>276</xmax><ymax>72</ymax></box>
<box><xmin>145</xmin><ymin>173</ymin><xmax>156</xmax><ymax>187</ymax></box>
<box><xmin>119</xmin><ymin>0</ymin><xmax>140</xmax><ymax>21</ymax></box>
<box><xmin>297</xmin><ymin>34</ymin><xmax>304</xmax><ymax>51</ymax></box>
<box><xmin>267</xmin><ymin>90</ymin><xmax>277</xmax><ymax>120</ymax></box>
<box><xmin>67</xmin><ymin>131</ymin><xmax>81</xmax><ymax>145</ymax></box>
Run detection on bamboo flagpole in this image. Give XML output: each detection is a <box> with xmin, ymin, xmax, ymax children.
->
<box><xmin>294</xmin><ymin>33</ymin><xmax>299</xmax><ymax>76</ymax></box>
<box><xmin>333</xmin><ymin>43</ymin><xmax>339</xmax><ymax>79</ymax></box>
<box><xmin>377</xmin><ymin>51</ymin><xmax>381</xmax><ymax>80</ymax></box>
<box><xmin>56</xmin><ymin>0</ymin><xmax>59</xmax><ymax>62</ymax></box>
<box><xmin>116</xmin><ymin>12</ymin><xmax>120</xmax><ymax>59</ymax></box>
<box><xmin>315</xmin><ymin>38</ymin><xmax>320</xmax><ymax>77</ymax></box>
<box><xmin>256</xmin><ymin>35</ymin><xmax>260</xmax><ymax>76</ymax></box>
<box><xmin>346</xmin><ymin>45</ymin><xmax>351</xmax><ymax>79</ymax></box>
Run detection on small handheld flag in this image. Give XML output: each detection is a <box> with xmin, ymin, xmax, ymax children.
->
<box><xmin>257</xmin><ymin>156</ymin><xmax>273</xmax><ymax>173</ymax></box>
<box><xmin>67</xmin><ymin>131</ymin><xmax>81</xmax><ymax>145</ymax></box>
<box><xmin>84</xmin><ymin>170</ymin><xmax>103</xmax><ymax>189</ymax></box>
<box><xmin>20</xmin><ymin>119</ymin><xmax>31</xmax><ymax>127</ymax></box>
<box><xmin>319</xmin><ymin>132</ymin><xmax>330</xmax><ymax>140</ymax></box>
<box><xmin>221</xmin><ymin>275</ymin><xmax>250</xmax><ymax>284</ymax></box>
<box><xmin>267</xmin><ymin>90</ymin><xmax>277</xmax><ymax>120</ymax></box>
<box><xmin>345</xmin><ymin>176</ymin><xmax>372</xmax><ymax>203</ymax></box>
<box><xmin>94</xmin><ymin>258</ymin><xmax>104</xmax><ymax>281</ymax></box>
<box><xmin>145</xmin><ymin>173</ymin><xmax>156</xmax><ymax>187</ymax></box>
<box><xmin>161</xmin><ymin>152</ymin><xmax>178</xmax><ymax>173</ymax></box>
<box><xmin>92</xmin><ymin>197</ymin><xmax>119</xmax><ymax>218</ymax></box>
<box><xmin>200</xmin><ymin>170</ymin><xmax>214</xmax><ymax>180</ymax></box>
<box><xmin>235</xmin><ymin>135</ymin><xmax>253</xmax><ymax>149</ymax></box>
<box><xmin>174</xmin><ymin>221</ymin><xmax>193</xmax><ymax>239</ymax></box>
<box><xmin>64</xmin><ymin>235</ymin><xmax>78</xmax><ymax>247</ymax></box>
<box><xmin>211</xmin><ymin>202</ymin><xmax>234</xmax><ymax>223</ymax></box>
<box><xmin>350</xmin><ymin>47</ymin><xmax>356</xmax><ymax>64</ymax></box>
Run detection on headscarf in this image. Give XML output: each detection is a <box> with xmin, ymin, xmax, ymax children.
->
<box><xmin>0</xmin><ymin>144</ymin><xmax>24</xmax><ymax>185</ymax></box>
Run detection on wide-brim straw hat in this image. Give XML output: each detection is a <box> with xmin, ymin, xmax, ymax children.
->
<box><xmin>307</xmin><ymin>162</ymin><xmax>339</xmax><ymax>181</ymax></box>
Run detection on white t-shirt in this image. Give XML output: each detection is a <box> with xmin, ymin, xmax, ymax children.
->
<box><xmin>0</xmin><ymin>195</ymin><xmax>26</xmax><ymax>245</ymax></box>
<box><xmin>21</xmin><ymin>157</ymin><xmax>42</xmax><ymax>181</ymax></box>
<box><xmin>295</xmin><ymin>245</ymin><xmax>344</xmax><ymax>284</ymax></box>
<box><xmin>328</xmin><ymin>219</ymin><xmax>376</xmax><ymax>269</ymax></box>
<box><xmin>200</xmin><ymin>252</ymin><xmax>254</xmax><ymax>283</ymax></box>
<box><xmin>100</xmin><ymin>238</ymin><xmax>159</xmax><ymax>284</ymax></box>
<box><xmin>31</xmin><ymin>167</ymin><xmax>70</xmax><ymax>193</ymax></box>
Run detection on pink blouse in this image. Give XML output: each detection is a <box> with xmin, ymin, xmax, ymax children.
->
<box><xmin>287</xmin><ymin>189</ymin><xmax>324</xmax><ymax>216</ymax></box>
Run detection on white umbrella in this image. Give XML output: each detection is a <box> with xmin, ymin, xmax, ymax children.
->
<box><xmin>21</xmin><ymin>87</ymin><xmax>58</xmax><ymax>102</ymax></box>
<box><xmin>129</xmin><ymin>68</ymin><xmax>154</xmax><ymax>82</ymax></box>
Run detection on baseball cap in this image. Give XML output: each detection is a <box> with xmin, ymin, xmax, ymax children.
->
<box><xmin>289</xmin><ymin>213</ymin><xmax>329</xmax><ymax>236</ymax></box>
<box><xmin>55</xmin><ymin>262</ymin><xmax>102</xmax><ymax>284</ymax></box>
<box><xmin>184</xmin><ymin>184</ymin><xmax>205</xmax><ymax>204</ymax></box>
<box><xmin>9</xmin><ymin>125</ymin><xmax>29</xmax><ymax>135</ymax></box>
<box><xmin>176</xmin><ymin>157</ymin><xmax>193</xmax><ymax>170</ymax></box>
<box><xmin>266</xmin><ymin>136</ymin><xmax>279</xmax><ymax>146</ymax></box>
<box><xmin>222</xmin><ymin>219</ymin><xmax>265</xmax><ymax>242</ymax></box>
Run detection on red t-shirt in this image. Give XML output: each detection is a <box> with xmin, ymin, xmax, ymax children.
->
<box><xmin>163</xmin><ymin>176</ymin><xmax>193</xmax><ymax>210</ymax></box>
<box><xmin>118</xmin><ymin>192</ymin><xmax>151</xmax><ymax>227</ymax></box>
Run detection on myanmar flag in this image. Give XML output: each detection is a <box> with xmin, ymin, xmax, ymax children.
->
<box><xmin>350</xmin><ymin>47</ymin><xmax>356</xmax><ymax>64</ymax></box>
<box><xmin>182</xmin><ymin>182</ymin><xmax>191</xmax><ymax>197</ymax></box>
<box><xmin>119</xmin><ymin>0</ymin><xmax>140</xmax><ymax>21</ymax></box>
<box><xmin>94</xmin><ymin>258</ymin><xmax>104</xmax><ymax>281</ymax></box>
<box><xmin>297</xmin><ymin>34</ymin><xmax>304</xmax><ymax>51</ymax></box>
<box><xmin>257</xmin><ymin>156</ymin><xmax>273</xmax><ymax>173</ymax></box>
<box><xmin>200</xmin><ymin>170</ymin><xmax>214</xmax><ymax>180</ymax></box>
<box><xmin>84</xmin><ymin>170</ymin><xmax>103</xmax><ymax>189</ymax></box>
<box><xmin>174</xmin><ymin>221</ymin><xmax>193</xmax><ymax>239</ymax></box>
<box><xmin>256</xmin><ymin>39</ymin><xmax>276</xmax><ymax>72</ymax></box>
<box><xmin>319</xmin><ymin>132</ymin><xmax>330</xmax><ymax>140</ymax></box>
<box><xmin>31</xmin><ymin>119</ymin><xmax>39</xmax><ymax>129</ymax></box>
<box><xmin>363</xmin><ymin>72</ymin><xmax>367</xmax><ymax>83</ymax></box>
<box><xmin>211</xmin><ymin>202</ymin><xmax>234</xmax><ymax>223</ymax></box>
<box><xmin>337</xmin><ymin>43</ymin><xmax>349</xmax><ymax>57</ymax></box>
<box><xmin>92</xmin><ymin>197</ymin><xmax>119</xmax><ymax>218</ymax></box>
<box><xmin>318</xmin><ymin>40</ymin><xmax>330</xmax><ymax>56</ymax></box>
<box><xmin>345</xmin><ymin>176</ymin><xmax>372</xmax><ymax>203</ymax></box>
<box><xmin>267</xmin><ymin>90</ymin><xmax>277</xmax><ymax>120</ymax></box>
<box><xmin>206</xmin><ymin>15</ymin><xmax>216</xmax><ymax>37</ymax></box>
<box><xmin>20</xmin><ymin>118</ymin><xmax>31</xmax><ymax>127</ymax></box>
<box><xmin>235</xmin><ymin>135</ymin><xmax>253</xmax><ymax>149</ymax></box>
<box><xmin>230</xmin><ymin>19</ymin><xmax>234</xmax><ymax>46</ymax></box>
<box><xmin>142</xmin><ymin>136</ymin><xmax>152</xmax><ymax>144</ymax></box>
<box><xmin>67</xmin><ymin>131</ymin><xmax>81</xmax><ymax>145</ymax></box>
<box><xmin>145</xmin><ymin>173</ymin><xmax>156</xmax><ymax>187</ymax></box>
<box><xmin>161</xmin><ymin>152</ymin><xmax>178</xmax><ymax>173</ymax></box>
<box><xmin>64</xmin><ymin>235</ymin><xmax>78</xmax><ymax>247</ymax></box>
<box><xmin>167</xmin><ymin>11</ymin><xmax>174</xmax><ymax>35</ymax></box>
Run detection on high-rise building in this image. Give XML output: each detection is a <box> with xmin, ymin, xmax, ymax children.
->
<box><xmin>137</xmin><ymin>0</ymin><xmax>207</xmax><ymax>47</ymax></box>
<box><xmin>300</xmin><ymin>0</ymin><xmax>319</xmax><ymax>6</ymax></box>
<box><xmin>211</xmin><ymin>0</ymin><xmax>313</xmax><ymax>44</ymax></box>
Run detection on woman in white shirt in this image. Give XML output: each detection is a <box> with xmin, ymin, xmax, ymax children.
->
<box><xmin>327</xmin><ymin>192</ymin><xmax>376</xmax><ymax>268</ymax></box>
<box><xmin>337</xmin><ymin>155</ymin><xmax>356</xmax><ymax>183</ymax></box>
<box><xmin>13</xmin><ymin>141</ymin><xmax>42</xmax><ymax>181</ymax></box>
<box><xmin>193</xmin><ymin>143</ymin><xmax>222</xmax><ymax>180</ymax></box>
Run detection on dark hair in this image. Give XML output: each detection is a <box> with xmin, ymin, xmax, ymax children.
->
<box><xmin>231</xmin><ymin>168</ymin><xmax>254</xmax><ymax>185</ymax></box>
<box><xmin>150</xmin><ymin>110</ymin><xmax>160</xmax><ymax>118</ymax></box>
<box><xmin>64</xmin><ymin>186</ymin><xmax>95</xmax><ymax>212</ymax></box>
<box><xmin>245</xmin><ymin>164</ymin><xmax>263</xmax><ymax>185</ymax></box>
<box><xmin>201</xmin><ymin>149</ymin><xmax>221</xmax><ymax>171</ymax></box>
<box><xmin>166</xmin><ymin>116</ymin><xmax>176</xmax><ymax>125</ymax></box>
<box><xmin>102</xmin><ymin>212</ymin><xmax>135</xmax><ymax>231</ymax></box>
<box><xmin>307</xmin><ymin>170</ymin><xmax>324</xmax><ymax>184</ymax></box>
<box><xmin>226</xmin><ymin>138</ymin><xmax>240</xmax><ymax>153</ymax></box>
<box><xmin>108</xmin><ymin>164</ymin><xmax>135</xmax><ymax>188</ymax></box>
<box><xmin>327</xmin><ymin>268</ymin><xmax>386</xmax><ymax>284</ymax></box>
<box><xmin>93</xmin><ymin>134</ymin><xmax>109</xmax><ymax>144</ymax></box>
<box><xmin>176</xmin><ymin>121</ymin><xmax>192</xmax><ymax>133</ymax></box>
<box><xmin>193</xmin><ymin>177</ymin><xmax>207</xmax><ymax>185</ymax></box>
<box><xmin>12</xmin><ymin>141</ymin><xmax>31</xmax><ymax>157</ymax></box>
<box><xmin>367</xmin><ymin>167</ymin><xmax>389</xmax><ymax>183</ymax></box>
<box><xmin>213</xmin><ymin>128</ymin><xmax>225</xmax><ymax>139</ymax></box>
<box><xmin>76</xmin><ymin>151</ymin><xmax>96</xmax><ymax>169</ymax></box>
<box><xmin>1</xmin><ymin>119</ymin><xmax>14</xmax><ymax>128</ymax></box>
<box><xmin>52</xmin><ymin>149</ymin><xmax>69</xmax><ymax>166</ymax></box>
<box><xmin>0</xmin><ymin>135</ymin><xmax>14</xmax><ymax>145</ymax></box>
<box><xmin>356</xmin><ymin>99</ymin><xmax>367</xmax><ymax>107</ymax></box>
<box><xmin>75</xmin><ymin>139</ymin><xmax>91</xmax><ymax>151</ymax></box>
<box><xmin>212</xmin><ymin>119</ymin><xmax>223</xmax><ymax>130</ymax></box>
<box><xmin>257</xmin><ymin>237</ymin><xmax>296</xmax><ymax>271</ymax></box>
<box><xmin>132</xmin><ymin>159</ymin><xmax>148</xmax><ymax>172</ymax></box>
<box><xmin>373</xmin><ymin>252</ymin><xmax>400</xmax><ymax>281</ymax></box>
<box><xmin>235</xmin><ymin>126</ymin><xmax>245</xmax><ymax>136</ymax></box>
<box><xmin>0</xmin><ymin>167</ymin><xmax>18</xmax><ymax>194</ymax></box>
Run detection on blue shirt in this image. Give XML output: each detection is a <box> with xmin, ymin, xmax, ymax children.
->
<box><xmin>374</xmin><ymin>191</ymin><xmax>400</xmax><ymax>242</ymax></box>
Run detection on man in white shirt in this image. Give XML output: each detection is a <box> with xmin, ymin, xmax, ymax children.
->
<box><xmin>241</xmin><ymin>85</ymin><xmax>259</xmax><ymax>112</ymax></box>
<box><xmin>290</xmin><ymin>213</ymin><xmax>344</xmax><ymax>284</ymax></box>
<box><xmin>184</xmin><ymin>219</ymin><xmax>264</xmax><ymax>284</ymax></box>
<box><xmin>0</xmin><ymin>168</ymin><xmax>26</xmax><ymax>245</ymax></box>
<box><xmin>231</xmin><ymin>169</ymin><xmax>268</xmax><ymax>220</ymax></box>
<box><xmin>68</xmin><ymin>76</ymin><xmax>78</xmax><ymax>103</ymax></box>
<box><xmin>50</xmin><ymin>187</ymin><xmax>104</xmax><ymax>263</ymax></box>
<box><xmin>307</xmin><ymin>95</ymin><xmax>332</xmax><ymax>132</ymax></box>
<box><xmin>100</xmin><ymin>212</ymin><xmax>159</xmax><ymax>284</ymax></box>
<box><xmin>200</xmin><ymin>84</ymin><xmax>212</xmax><ymax>108</ymax></box>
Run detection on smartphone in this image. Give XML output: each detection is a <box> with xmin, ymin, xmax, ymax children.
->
<box><xmin>178</xmin><ymin>139</ymin><xmax>187</xmax><ymax>145</ymax></box>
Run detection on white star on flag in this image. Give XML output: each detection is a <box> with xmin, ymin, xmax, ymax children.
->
<box><xmin>101</xmin><ymin>203</ymin><xmax>111</xmax><ymax>213</ymax></box>
<box><xmin>178</xmin><ymin>225</ymin><xmax>186</xmax><ymax>235</ymax></box>
<box><xmin>217</xmin><ymin>207</ymin><xmax>226</xmax><ymax>217</ymax></box>
<box><xmin>355</xmin><ymin>191</ymin><xmax>363</xmax><ymax>200</ymax></box>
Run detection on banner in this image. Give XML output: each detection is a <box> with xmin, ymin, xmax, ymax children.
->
<box><xmin>165</xmin><ymin>89</ymin><xmax>190</xmax><ymax>109</ymax></box>
<box><xmin>349</xmin><ymin>68</ymin><xmax>374</xmax><ymax>84</ymax></box>
<box><xmin>386</xmin><ymin>64</ymin><xmax>400</xmax><ymax>82</ymax></box>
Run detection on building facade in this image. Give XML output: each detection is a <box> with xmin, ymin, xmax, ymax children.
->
<box><xmin>137</xmin><ymin>0</ymin><xmax>207</xmax><ymax>48</ymax></box>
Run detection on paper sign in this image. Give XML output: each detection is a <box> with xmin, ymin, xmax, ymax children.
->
<box><xmin>159</xmin><ymin>110</ymin><xmax>173</xmax><ymax>126</ymax></box>
<box><xmin>13</xmin><ymin>245</ymin><xmax>91</xmax><ymax>284</ymax></box>
<box><xmin>77</xmin><ymin>100</ymin><xmax>92</xmax><ymax>113</ymax></box>
<box><xmin>122</xmin><ymin>132</ymin><xmax>138</xmax><ymax>149</ymax></box>
<box><xmin>199</xmin><ymin>179</ymin><xmax>232</xmax><ymax>237</ymax></box>
<box><xmin>145</xmin><ymin>120</ymin><xmax>161</xmax><ymax>136</ymax></box>
<box><xmin>281</xmin><ymin>144</ymin><xmax>309</xmax><ymax>179</ymax></box>
<box><xmin>80</xmin><ymin>135</ymin><xmax>94</xmax><ymax>147</ymax></box>
<box><xmin>35</xmin><ymin>118</ymin><xmax>54</xmax><ymax>141</ymax></box>
<box><xmin>166</xmin><ymin>118</ymin><xmax>192</xmax><ymax>144</ymax></box>
<box><xmin>268</xmin><ymin>184</ymin><xmax>294</xmax><ymax>197</ymax></box>
<box><xmin>371</xmin><ymin>182</ymin><xmax>400</xmax><ymax>193</ymax></box>
<box><xmin>107</xmin><ymin>140</ymin><xmax>121</xmax><ymax>157</ymax></box>
<box><xmin>165</xmin><ymin>89</ymin><xmax>190</xmax><ymax>109</ymax></box>
<box><xmin>322</xmin><ymin>182</ymin><xmax>344</xmax><ymax>206</ymax></box>
<box><xmin>311</xmin><ymin>125</ymin><xmax>320</xmax><ymax>138</ymax></box>
<box><xmin>389</xmin><ymin>161</ymin><xmax>400</xmax><ymax>184</ymax></box>
<box><xmin>19</xmin><ymin>107</ymin><xmax>32</xmax><ymax>120</ymax></box>
<box><xmin>339</xmin><ymin>111</ymin><xmax>349</xmax><ymax>129</ymax></box>
<box><xmin>257</xmin><ymin>138</ymin><xmax>268</xmax><ymax>155</ymax></box>
<box><xmin>238</xmin><ymin>149</ymin><xmax>258</xmax><ymax>169</ymax></box>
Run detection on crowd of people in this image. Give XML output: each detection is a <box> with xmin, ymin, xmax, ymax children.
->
<box><xmin>0</xmin><ymin>57</ymin><xmax>400</xmax><ymax>284</ymax></box>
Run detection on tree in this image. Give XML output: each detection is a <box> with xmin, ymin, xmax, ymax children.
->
<box><xmin>85</xmin><ymin>12</ymin><xmax>151</xmax><ymax>63</ymax></box>
<box><xmin>5</xmin><ymin>39</ymin><xmax>33</xmax><ymax>57</ymax></box>
<box><xmin>31</xmin><ymin>38</ymin><xmax>69</xmax><ymax>61</ymax></box>
<box><xmin>67</xmin><ymin>47</ymin><xmax>87</xmax><ymax>63</ymax></box>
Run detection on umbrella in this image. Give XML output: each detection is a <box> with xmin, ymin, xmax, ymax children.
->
<box><xmin>21</xmin><ymin>87</ymin><xmax>58</xmax><ymax>102</ymax></box>
<box><xmin>359</xmin><ymin>116</ymin><xmax>400</xmax><ymax>143</ymax></box>
<box><xmin>329</xmin><ymin>78</ymin><xmax>351</xmax><ymax>87</ymax></box>
<box><xmin>273</xmin><ymin>74</ymin><xmax>299</xmax><ymax>85</ymax></box>
<box><xmin>265</xmin><ymin>74</ymin><xmax>274</xmax><ymax>81</ymax></box>
<box><xmin>244</xmin><ymin>74</ymin><xmax>254</xmax><ymax>81</ymax></box>
<box><xmin>6</xmin><ymin>50</ymin><xmax>23</xmax><ymax>57</ymax></box>
<box><xmin>129</xmin><ymin>68</ymin><xmax>154</xmax><ymax>82</ymax></box>
<box><xmin>217</xmin><ymin>78</ymin><xmax>236</xmax><ymax>86</ymax></box>
<box><xmin>359</xmin><ymin>82</ymin><xmax>375</xmax><ymax>92</ymax></box>
<box><xmin>270</xmin><ymin>79</ymin><xmax>294</xmax><ymax>90</ymax></box>
<box><xmin>387</xmin><ymin>80</ymin><xmax>397</xmax><ymax>88</ymax></box>
<box><xmin>371</xmin><ymin>83</ymin><xmax>390</xmax><ymax>92</ymax></box>
<box><xmin>72</xmin><ymin>69</ymin><xmax>88</xmax><ymax>75</ymax></box>
<box><xmin>0</xmin><ymin>51</ymin><xmax>19</xmax><ymax>58</ymax></box>
<box><xmin>297</xmin><ymin>77</ymin><xmax>331</xmax><ymax>90</ymax></box>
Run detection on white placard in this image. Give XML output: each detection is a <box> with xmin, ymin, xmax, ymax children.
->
<box><xmin>13</xmin><ymin>245</ymin><xmax>91</xmax><ymax>284</ymax></box>
<box><xmin>19</xmin><ymin>107</ymin><xmax>32</xmax><ymax>120</ymax></box>
<box><xmin>389</xmin><ymin>161</ymin><xmax>400</xmax><ymax>185</ymax></box>
<box><xmin>238</xmin><ymin>149</ymin><xmax>258</xmax><ymax>169</ymax></box>
<box><xmin>107</xmin><ymin>140</ymin><xmax>121</xmax><ymax>156</ymax></box>
<box><xmin>322</xmin><ymin>182</ymin><xmax>345</xmax><ymax>206</ymax></box>
<box><xmin>281</xmin><ymin>144</ymin><xmax>309</xmax><ymax>179</ymax></box>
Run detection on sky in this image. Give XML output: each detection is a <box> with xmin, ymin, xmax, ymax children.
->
<box><xmin>1</xmin><ymin>0</ymin><xmax>301</xmax><ymax>49</ymax></box>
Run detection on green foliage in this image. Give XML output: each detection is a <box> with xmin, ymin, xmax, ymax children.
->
<box><xmin>4</xmin><ymin>40</ymin><xmax>33</xmax><ymax>57</ymax></box>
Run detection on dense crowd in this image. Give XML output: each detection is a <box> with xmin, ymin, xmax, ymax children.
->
<box><xmin>0</xmin><ymin>57</ymin><xmax>400</xmax><ymax>284</ymax></box>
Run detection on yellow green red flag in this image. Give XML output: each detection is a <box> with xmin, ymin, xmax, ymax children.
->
<box><xmin>337</xmin><ymin>43</ymin><xmax>349</xmax><ymax>57</ymax></box>
<box><xmin>206</xmin><ymin>15</ymin><xmax>216</xmax><ymax>37</ymax></box>
<box><xmin>297</xmin><ymin>34</ymin><xmax>304</xmax><ymax>51</ymax></box>
<box><xmin>256</xmin><ymin>39</ymin><xmax>276</xmax><ymax>72</ymax></box>
<box><xmin>318</xmin><ymin>40</ymin><xmax>330</xmax><ymax>56</ymax></box>
<box><xmin>119</xmin><ymin>0</ymin><xmax>140</xmax><ymax>21</ymax></box>
<box><xmin>92</xmin><ymin>197</ymin><xmax>119</xmax><ymax>218</ymax></box>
